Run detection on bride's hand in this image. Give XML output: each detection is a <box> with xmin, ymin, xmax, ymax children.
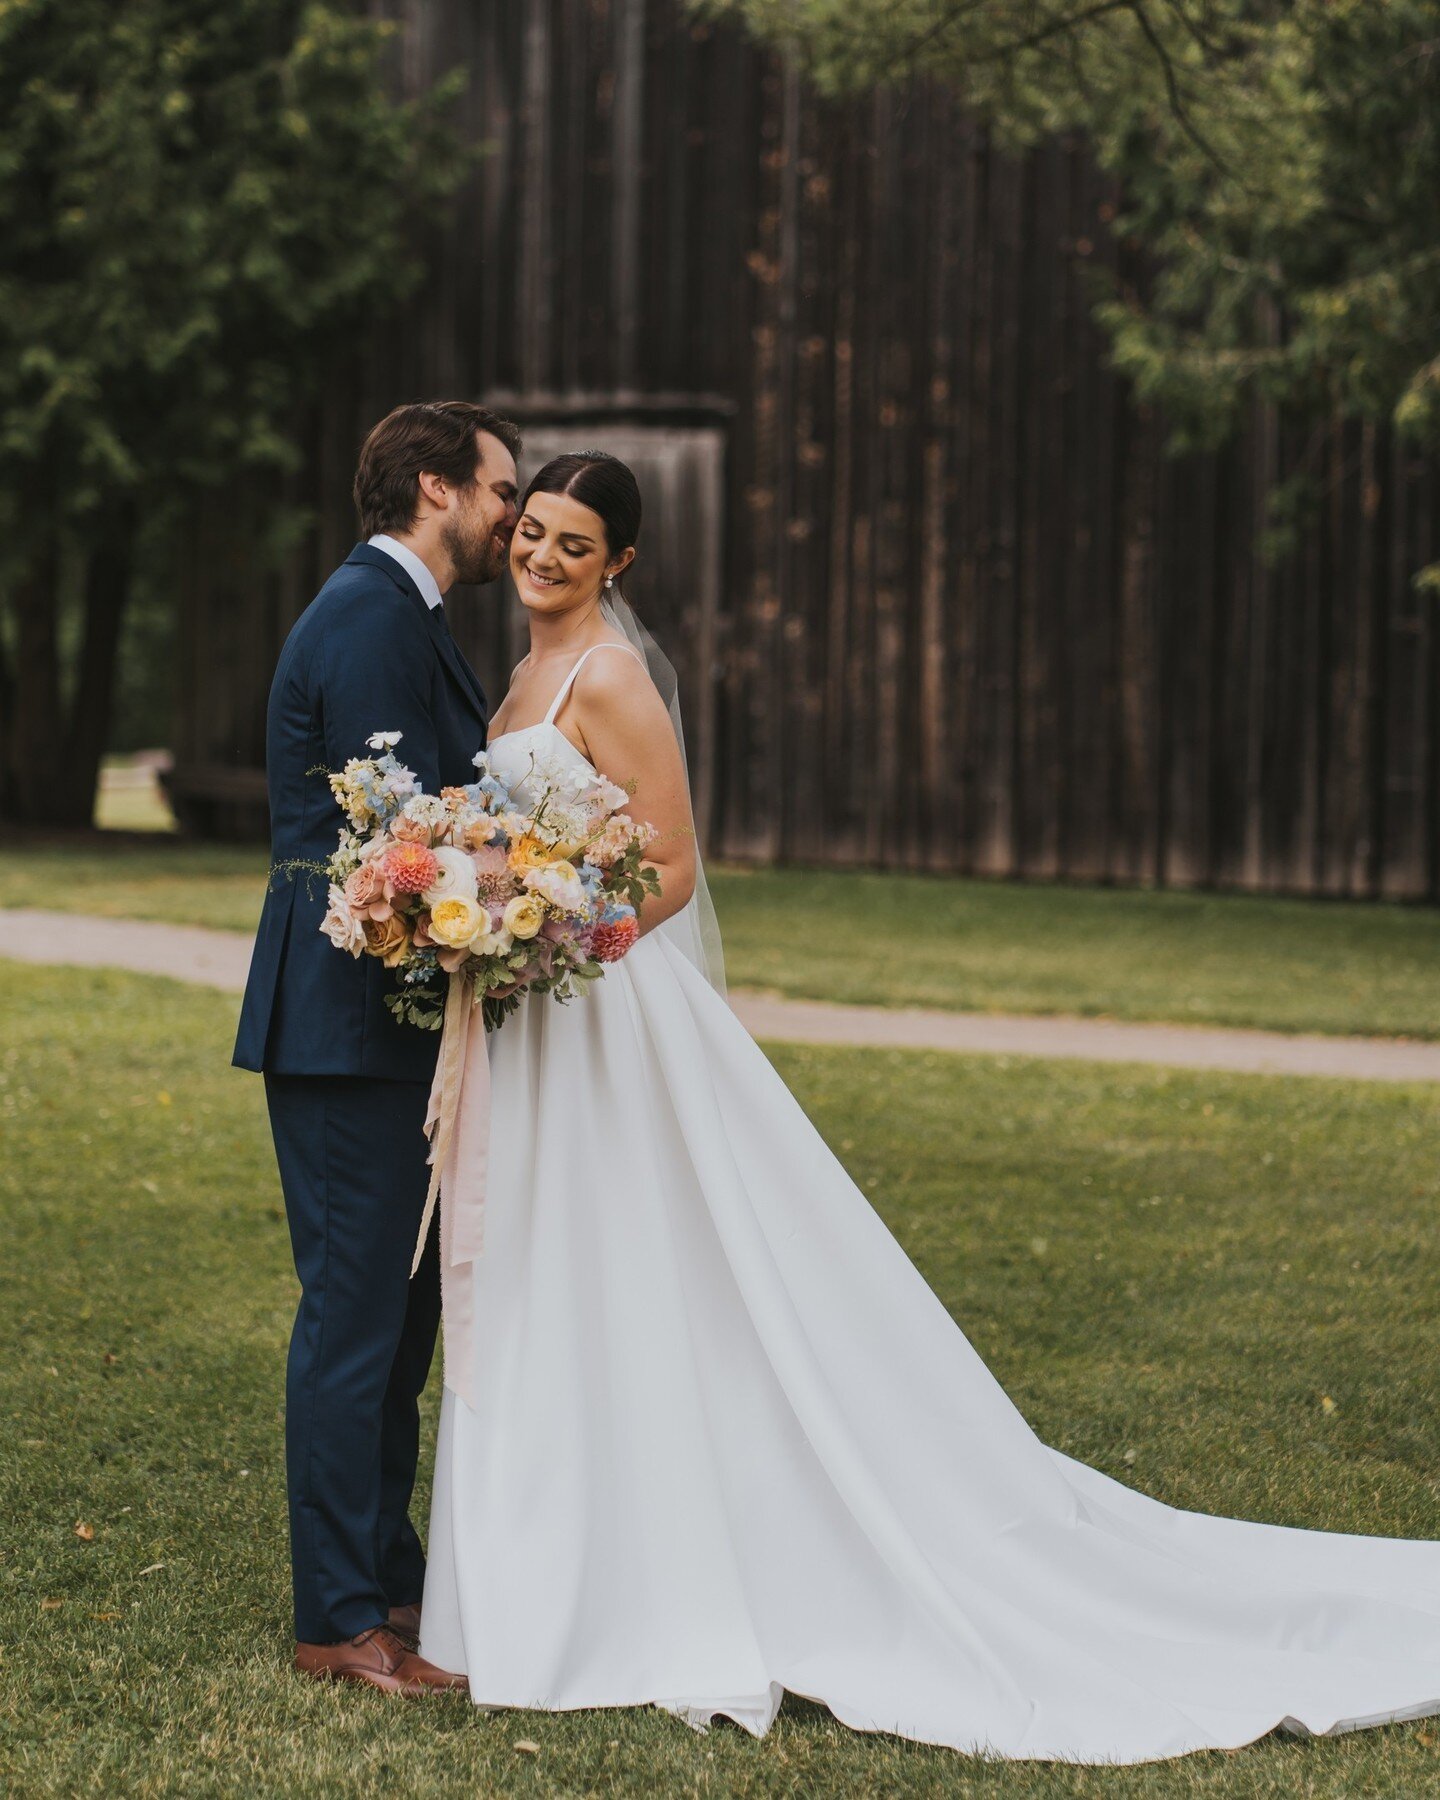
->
<box><xmin>568</xmin><ymin>650</ymin><xmax>697</xmax><ymax>934</ymax></box>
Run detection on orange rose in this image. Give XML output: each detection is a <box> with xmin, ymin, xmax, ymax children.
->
<box><xmin>506</xmin><ymin>832</ymin><xmax>553</xmax><ymax>876</ymax></box>
<box><xmin>362</xmin><ymin>912</ymin><xmax>411</xmax><ymax>967</ymax></box>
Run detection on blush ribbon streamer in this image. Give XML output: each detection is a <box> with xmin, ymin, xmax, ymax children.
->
<box><xmin>413</xmin><ymin>972</ymin><xmax>490</xmax><ymax>1409</ymax></box>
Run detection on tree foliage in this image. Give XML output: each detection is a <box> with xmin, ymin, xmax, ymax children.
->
<box><xmin>0</xmin><ymin>0</ymin><xmax>464</xmax><ymax>823</ymax></box>
<box><xmin>709</xmin><ymin>2</ymin><xmax>1440</xmax><ymax>471</ymax></box>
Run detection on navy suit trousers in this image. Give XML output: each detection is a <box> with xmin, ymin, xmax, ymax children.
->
<box><xmin>264</xmin><ymin>1073</ymin><xmax>440</xmax><ymax>1644</ymax></box>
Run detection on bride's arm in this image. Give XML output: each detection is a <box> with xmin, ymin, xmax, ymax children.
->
<box><xmin>570</xmin><ymin>652</ymin><xmax>697</xmax><ymax>934</ymax></box>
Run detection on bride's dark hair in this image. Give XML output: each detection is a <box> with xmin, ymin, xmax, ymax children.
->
<box><xmin>521</xmin><ymin>451</ymin><xmax>642</xmax><ymax>569</ymax></box>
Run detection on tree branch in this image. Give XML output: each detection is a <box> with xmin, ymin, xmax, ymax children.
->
<box><xmin>1129</xmin><ymin>2</ymin><xmax>1234</xmax><ymax>175</ymax></box>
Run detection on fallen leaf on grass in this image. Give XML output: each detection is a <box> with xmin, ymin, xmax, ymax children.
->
<box><xmin>92</xmin><ymin>1611</ymin><xmax>120</xmax><ymax>1622</ymax></box>
<box><xmin>1417</xmin><ymin>1730</ymin><xmax>1434</xmax><ymax>1747</ymax></box>
<box><xmin>74</xmin><ymin>1522</ymin><xmax>94</xmax><ymax>1542</ymax></box>
<box><xmin>513</xmin><ymin>1740</ymin><xmax>540</xmax><ymax>1755</ymax></box>
<box><xmin>138</xmin><ymin>1563</ymin><xmax>165</xmax><ymax>1576</ymax></box>
<box><xmin>102</xmin><ymin>1353</ymin><xmax>118</xmax><ymax>1366</ymax></box>
<box><xmin>1320</xmin><ymin>1395</ymin><xmax>1337</xmax><ymax>1415</ymax></box>
<box><xmin>40</xmin><ymin>1598</ymin><xmax>63</xmax><ymax>1611</ymax></box>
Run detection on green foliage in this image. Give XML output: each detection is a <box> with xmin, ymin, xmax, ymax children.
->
<box><xmin>610</xmin><ymin>842</ymin><xmax>664</xmax><ymax>913</ymax></box>
<box><xmin>712</xmin><ymin>2</ymin><xmax>1440</xmax><ymax>456</ymax></box>
<box><xmin>0</xmin><ymin>0</ymin><xmax>467</xmax><ymax>822</ymax></box>
<box><xmin>0</xmin><ymin>0</ymin><xmax>459</xmax><ymax>522</ymax></box>
<box><xmin>384</xmin><ymin>986</ymin><xmax>445</xmax><ymax>1030</ymax></box>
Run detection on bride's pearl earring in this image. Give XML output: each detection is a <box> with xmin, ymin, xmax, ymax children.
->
<box><xmin>604</xmin><ymin>577</ymin><xmax>615</xmax><ymax>592</ymax></box>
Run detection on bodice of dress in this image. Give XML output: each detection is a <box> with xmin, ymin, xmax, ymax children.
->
<box><xmin>485</xmin><ymin>642</ymin><xmax>645</xmax><ymax>809</ymax></box>
<box><xmin>484</xmin><ymin>723</ymin><xmax>597</xmax><ymax>811</ymax></box>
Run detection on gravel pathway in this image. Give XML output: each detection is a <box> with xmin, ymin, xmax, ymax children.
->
<box><xmin>6</xmin><ymin>910</ymin><xmax>1438</xmax><ymax>1083</ymax></box>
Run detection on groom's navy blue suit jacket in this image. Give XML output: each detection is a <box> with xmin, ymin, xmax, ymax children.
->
<box><xmin>233</xmin><ymin>543</ymin><xmax>488</xmax><ymax>1084</ymax></box>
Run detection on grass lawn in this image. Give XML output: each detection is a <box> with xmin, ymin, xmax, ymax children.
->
<box><xmin>3</xmin><ymin>962</ymin><xmax>1439</xmax><ymax>1797</ymax></box>
<box><xmin>6</xmin><ymin>841</ymin><xmax>1440</xmax><ymax>1040</ymax></box>
<box><xmin>92</xmin><ymin>763</ymin><xmax>177</xmax><ymax>836</ymax></box>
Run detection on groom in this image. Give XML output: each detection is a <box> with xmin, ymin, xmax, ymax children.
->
<box><xmin>234</xmin><ymin>401</ymin><xmax>520</xmax><ymax>1691</ymax></box>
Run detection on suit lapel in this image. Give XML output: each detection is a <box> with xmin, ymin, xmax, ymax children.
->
<box><xmin>426</xmin><ymin>606</ymin><xmax>489</xmax><ymax>729</ymax></box>
<box><xmin>345</xmin><ymin>543</ymin><xmax>488</xmax><ymax>733</ymax></box>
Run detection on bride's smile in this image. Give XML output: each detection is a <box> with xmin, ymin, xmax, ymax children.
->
<box><xmin>510</xmin><ymin>488</ymin><xmax>634</xmax><ymax>615</ymax></box>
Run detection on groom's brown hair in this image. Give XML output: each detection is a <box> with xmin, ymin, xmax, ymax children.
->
<box><xmin>354</xmin><ymin>401</ymin><xmax>522</xmax><ymax>538</ymax></box>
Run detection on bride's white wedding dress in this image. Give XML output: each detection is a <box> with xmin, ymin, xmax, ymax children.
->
<box><xmin>421</xmin><ymin>674</ymin><xmax>1440</xmax><ymax>1764</ymax></box>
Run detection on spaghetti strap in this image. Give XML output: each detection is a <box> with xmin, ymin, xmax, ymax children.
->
<box><xmin>542</xmin><ymin>642</ymin><xmax>647</xmax><ymax>725</ymax></box>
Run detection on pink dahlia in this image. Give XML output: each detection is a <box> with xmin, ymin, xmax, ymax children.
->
<box><xmin>384</xmin><ymin>842</ymin><xmax>440</xmax><ymax>896</ymax></box>
<box><xmin>591</xmin><ymin>910</ymin><xmax>639</xmax><ymax>963</ymax></box>
<box><xmin>471</xmin><ymin>844</ymin><xmax>516</xmax><ymax>904</ymax></box>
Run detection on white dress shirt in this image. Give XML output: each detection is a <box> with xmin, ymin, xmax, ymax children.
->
<box><xmin>368</xmin><ymin>534</ymin><xmax>444</xmax><ymax>611</ymax></box>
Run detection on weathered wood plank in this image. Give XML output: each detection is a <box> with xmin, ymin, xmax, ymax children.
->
<box><xmin>168</xmin><ymin>0</ymin><xmax>1440</xmax><ymax>901</ymax></box>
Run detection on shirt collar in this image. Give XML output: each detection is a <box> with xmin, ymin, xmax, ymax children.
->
<box><xmin>367</xmin><ymin>534</ymin><xmax>444</xmax><ymax>612</ymax></box>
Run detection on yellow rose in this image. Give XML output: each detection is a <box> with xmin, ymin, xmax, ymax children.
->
<box><xmin>502</xmin><ymin>893</ymin><xmax>546</xmax><ymax>940</ymax></box>
<box><xmin>428</xmin><ymin>894</ymin><xmax>486</xmax><ymax>950</ymax></box>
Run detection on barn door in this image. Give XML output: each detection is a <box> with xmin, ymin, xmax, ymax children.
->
<box><xmin>504</xmin><ymin>423</ymin><xmax>725</xmax><ymax>850</ymax></box>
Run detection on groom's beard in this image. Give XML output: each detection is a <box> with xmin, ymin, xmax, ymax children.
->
<box><xmin>443</xmin><ymin>512</ymin><xmax>510</xmax><ymax>586</ymax></box>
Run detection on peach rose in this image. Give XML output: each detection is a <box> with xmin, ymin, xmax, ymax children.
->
<box><xmin>343</xmin><ymin>860</ymin><xmax>391</xmax><ymax>919</ymax></box>
<box><xmin>389</xmin><ymin>811</ymin><xmax>433</xmax><ymax>845</ymax></box>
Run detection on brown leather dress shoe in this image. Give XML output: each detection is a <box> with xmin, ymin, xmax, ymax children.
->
<box><xmin>387</xmin><ymin>1602</ymin><xmax>422</xmax><ymax>1651</ymax></box>
<box><xmin>294</xmin><ymin>1624</ymin><xmax>466</xmax><ymax>1695</ymax></box>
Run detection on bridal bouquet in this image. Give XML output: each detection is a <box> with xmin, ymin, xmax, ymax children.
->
<box><xmin>316</xmin><ymin>731</ymin><xmax>659</xmax><ymax>1031</ymax></box>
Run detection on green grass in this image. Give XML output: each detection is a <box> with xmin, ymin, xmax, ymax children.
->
<box><xmin>6</xmin><ymin>842</ymin><xmax>1440</xmax><ymax>1040</ymax></box>
<box><xmin>3</xmin><ymin>962</ymin><xmax>1440</xmax><ymax>1796</ymax></box>
<box><xmin>93</xmin><ymin>762</ymin><xmax>177</xmax><ymax>835</ymax></box>
<box><xmin>1</xmin><ymin>843</ymin><xmax>271</xmax><ymax>931</ymax></box>
<box><xmin>714</xmin><ymin>866</ymin><xmax>1440</xmax><ymax>1038</ymax></box>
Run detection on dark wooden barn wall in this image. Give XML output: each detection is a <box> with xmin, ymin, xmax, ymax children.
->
<box><xmin>173</xmin><ymin>0</ymin><xmax>1440</xmax><ymax>900</ymax></box>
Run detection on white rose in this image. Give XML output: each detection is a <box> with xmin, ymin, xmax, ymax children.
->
<box><xmin>422</xmin><ymin>844</ymin><xmax>481</xmax><ymax>906</ymax></box>
<box><xmin>319</xmin><ymin>884</ymin><xmax>366</xmax><ymax>957</ymax></box>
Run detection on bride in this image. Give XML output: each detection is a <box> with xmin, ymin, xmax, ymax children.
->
<box><xmin>418</xmin><ymin>450</ymin><xmax>1440</xmax><ymax>1764</ymax></box>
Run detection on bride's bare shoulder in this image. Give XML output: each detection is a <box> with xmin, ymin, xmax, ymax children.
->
<box><xmin>576</xmin><ymin>639</ymin><xmax>649</xmax><ymax>690</ymax></box>
<box><xmin>571</xmin><ymin>641</ymin><xmax>666</xmax><ymax>728</ymax></box>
